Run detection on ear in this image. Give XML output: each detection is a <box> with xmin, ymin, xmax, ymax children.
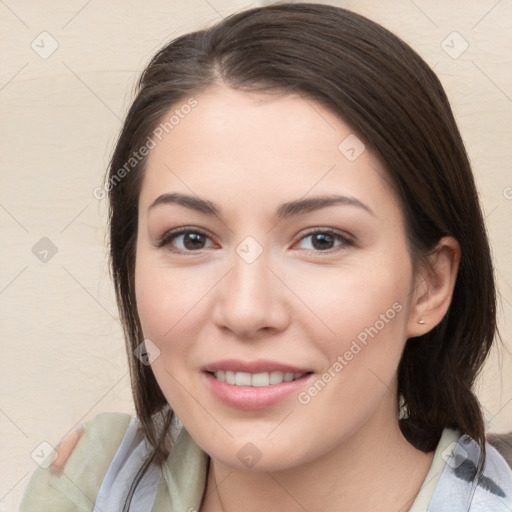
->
<box><xmin>407</xmin><ymin>236</ymin><xmax>461</xmax><ymax>338</ymax></box>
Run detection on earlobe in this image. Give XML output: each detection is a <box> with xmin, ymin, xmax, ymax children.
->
<box><xmin>407</xmin><ymin>236</ymin><xmax>461</xmax><ymax>339</ymax></box>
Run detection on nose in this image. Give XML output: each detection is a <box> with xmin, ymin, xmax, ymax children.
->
<box><xmin>211</xmin><ymin>245</ymin><xmax>291</xmax><ymax>339</ymax></box>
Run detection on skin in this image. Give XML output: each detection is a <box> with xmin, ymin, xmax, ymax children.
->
<box><xmin>134</xmin><ymin>86</ymin><xmax>461</xmax><ymax>512</ymax></box>
<box><xmin>49</xmin><ymin>425</ymin><xmax>83</xmax><ymax>476</ymax></box>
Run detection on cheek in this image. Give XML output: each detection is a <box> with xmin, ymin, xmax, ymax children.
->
<box><xmin>294</xmin><ymin>270</ymin><xmax>409</xmax><ymax>430</ymax></box>
<box><xmin>294</xmin><ymin>262</ymin><xmax>411</xmax><ymax>406</ymax></box>
<box><xmin>135</xmin><ymin>259</ymin><xmax>170</xmax><ymax>339</ymax></box>
<box><xmin>134</xmin><ymin>249</ymin><xmax>215</xmax><ymax>354</ymax></box>
<box><xmin>289</xmin><ymin>259</ymin><xmax>409</xmax><ymax>343</ymax></box>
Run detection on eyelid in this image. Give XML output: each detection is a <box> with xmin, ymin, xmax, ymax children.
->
<box><xmin>154</xmin><ymin>226</ymin><xmax>216</xmax><ymax>250</ymax></box>
<box><xmin>292</xmin><ymin>228</ymin><xmax>354</xmax><ymax>252</ymax></box>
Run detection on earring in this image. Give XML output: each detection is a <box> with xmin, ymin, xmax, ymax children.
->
<box><xmin>418</xmin><ymin>319</ymin><xmax>425</xmax><ymax>324</ymax></box>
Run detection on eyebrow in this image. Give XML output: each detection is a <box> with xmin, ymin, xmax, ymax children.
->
<box><xmin>148</xmin><ymin>192</ymin><xmax>375</xmax><ymax>218</ymax></box>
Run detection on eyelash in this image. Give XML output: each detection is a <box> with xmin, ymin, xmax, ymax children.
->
<box><xmin>155</xmin><ymin>227</ymin><xmax>354</xmax><ymax>255</ymax></box>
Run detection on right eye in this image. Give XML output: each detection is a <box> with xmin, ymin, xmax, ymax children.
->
<box><xmin>156</xmin><ymin>228</ymin><xmax>216</xmax><ymax>253</ymax></box>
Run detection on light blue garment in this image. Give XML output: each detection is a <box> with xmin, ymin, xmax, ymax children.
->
<box><xmin>427</xmin><ymin>432</ymin><xmax>512</xmax><ymax>511</ymax></box>
<box><xmin>20</xmin><ymin>412</ymin><xmax>512</xmax><ymax>511</ymax></box>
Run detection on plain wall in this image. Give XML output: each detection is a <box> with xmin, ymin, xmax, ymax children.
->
<box><xmin>1</xmin><ymin>1</ymin><xmax>511</xmax><ymax>509</ymax></box>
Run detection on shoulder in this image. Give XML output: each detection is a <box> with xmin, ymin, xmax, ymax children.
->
<box><xmin>487</xmin><ymin>432</ymin><xmax>512</xmax><ymax>469</ymax></box>
<box><xmin>430</xmin><ymin>429</ymin><xmax>512</xmax><ymax>510</ymax></box>
<box><xmin>19</xmin><ymin>412</ymin><xmax>133</xmax><ymax>512</ymax></box>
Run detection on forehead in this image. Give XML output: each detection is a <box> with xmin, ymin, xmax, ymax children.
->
<box><xmin>139</xmin><ymin>86</ymin><xmax>397</xmax><ymax>218</ymax></box>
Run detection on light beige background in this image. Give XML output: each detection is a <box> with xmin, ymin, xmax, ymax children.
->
<box><xmin>1</xmin><ymin>0</ymin><xmax>511</xmax><ymax>509</ymax></box>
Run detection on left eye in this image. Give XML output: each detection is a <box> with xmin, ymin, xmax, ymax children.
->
<box><xmin>295</xmin><ymin>230</ymin><xmax>353</xmax><ymax>252</ymax></box>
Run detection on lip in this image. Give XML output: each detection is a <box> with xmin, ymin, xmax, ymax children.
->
<box><xmin>202</xmin><ymin>363</ymin><xmax>314</xmax><ymax>410</ymax></box>
<box><xmin>203</xmin><ymin>359</ymin><xmax>312</xmax><ymax>374</ymax></box>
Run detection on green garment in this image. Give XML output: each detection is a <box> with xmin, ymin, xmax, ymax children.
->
<box><xmin>19</xmin><ymin>412</ymin><xmax>209</xmax><ymax>512</ymax></box>
<box><xmin>19</xmin><ymin>411</ymin><xmax>459</xmax><ymax>511</ymax></box>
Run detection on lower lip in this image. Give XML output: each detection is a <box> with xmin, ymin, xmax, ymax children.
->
<box><xmin>202</xmin><ymin>372</ymin><xmax>313</xmax><ymax>410</ymax></box>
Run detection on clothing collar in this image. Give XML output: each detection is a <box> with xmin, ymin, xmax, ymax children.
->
<box><xmin>152</xmin><ymin>427</ymin><xmax>209</xmax><ymax>511</ymax></box>
<box><xmin>151</xmin><ymin>426</ymin><xmax>512</xmax><ymax>512</ymax></box>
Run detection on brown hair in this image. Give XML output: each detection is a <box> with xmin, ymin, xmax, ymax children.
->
<box><xmin>105</xmin><ymin>1</ymin><xmax>498</xmax><ymax>477</ymax></box>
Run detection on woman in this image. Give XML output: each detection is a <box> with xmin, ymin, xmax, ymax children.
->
<box><xmin>20</xmin><ymin>3</ymin><xmax>512</xmax><ymax>511</ymax></box>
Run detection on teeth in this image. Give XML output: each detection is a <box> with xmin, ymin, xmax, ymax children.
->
<box><xmin>235</xmin><ymin>371</ymin><xmax>252</xmax><ymax>386</ymax></box>
<box><xmin>213</xmin><ymin>370</ymin><xmax>305</xmax><ymax>386</ymax></box>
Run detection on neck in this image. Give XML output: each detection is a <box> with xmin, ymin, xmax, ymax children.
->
<box><xmin>199</xmin><ymin>399</ymin><xmax>435</xmax><ymax>512</ymax></box>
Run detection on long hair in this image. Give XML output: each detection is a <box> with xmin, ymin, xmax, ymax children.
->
<box><xmin>105</xmin><ymin>2</ymin><xmax>498</xmax><ymax>483</ymax></box>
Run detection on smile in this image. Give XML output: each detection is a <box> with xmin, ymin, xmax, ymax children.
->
<box><xmin>211</xmin><ymin>370</ymin><xmax>307</xmax><ymax>387</ymax></box>
<box><xmin>203</xmin><ymin>370</ymin><xmax>314</xmax><ymax>410</ymax></box>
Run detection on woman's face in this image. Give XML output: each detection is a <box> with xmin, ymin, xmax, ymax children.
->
<box><xmin>135</xmin><ymin>86</ymin><xmax>421</xmax><ymax>471</ymax></box>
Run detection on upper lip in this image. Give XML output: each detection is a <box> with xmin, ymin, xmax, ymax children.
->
<box><xmin>203</xmin><ymin>359</ymin><xmax>313</xmax><ymax>374</ymax></box>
